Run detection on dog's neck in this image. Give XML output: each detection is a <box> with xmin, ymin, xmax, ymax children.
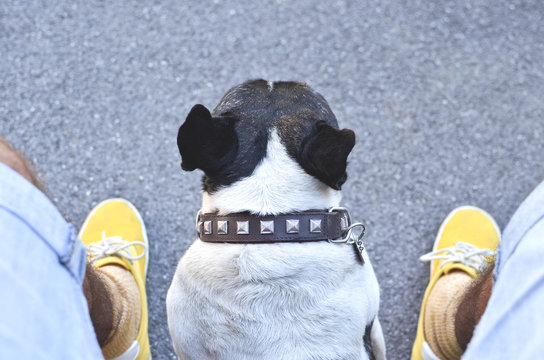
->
<box><xmin>201</xmin><ymin>130</ymin><xmax>342</xmax><ymax>216</ymax></box>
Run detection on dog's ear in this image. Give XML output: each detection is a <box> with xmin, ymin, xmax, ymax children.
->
<box><xmin>299</xmin><ymin>120</ymin><xmax>355</xmax><ymax>190</ymax></box>
<box><xmin>177</xmin><ymin>104</ymin><xmax>238</xmax><ymax>175</ymax></box>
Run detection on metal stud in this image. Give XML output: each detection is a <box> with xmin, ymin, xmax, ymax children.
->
<box><xmin>236</xmin><ymin>221</ymin><xmax>249</xmax><ymax>235</ymax></box>
<box><xmin>285</xmin><ymin>219</ymin><xmax>299</xmax><ymax>234</ymax></box>
<box><xmin>260</xmin><ymin>220</ymin><xmax>274</xmax><ymax>234</ymax></box>
<box><xmin>197</xmin><ymin>221</ymin><xmax>203</xmax><ymax>235</ymax></box>
<box><xmin>309</xmin><ymin>219</ymin><xmax>322</xmax><ymax>233</ymax></box>
<box><xmin>217</xmin><ymin>220</ymin><xmax>228</xmax><ymax>235</ymax></box>
<box><xmin>203</xmin><ymin>221</ymin><xmax>212</xmax><ymax>235</ymax></box>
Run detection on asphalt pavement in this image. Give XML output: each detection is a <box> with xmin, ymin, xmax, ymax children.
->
<box><xmin>1</xmin><ymin>1</ymin><xmax>543</xmax><ymax>359</ymax></box>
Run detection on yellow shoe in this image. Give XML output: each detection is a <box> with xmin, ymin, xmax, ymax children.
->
<box><xmin>411</xmin><ymin>206</ymin><xmax>500</xmax><ymax>360</ymax></box>
<box><xmin>79</xmin><ymin>198</ymin><xmax>150</xmax><ymax>360</ymax></box>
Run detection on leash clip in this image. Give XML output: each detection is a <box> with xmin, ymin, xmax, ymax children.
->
<box><xmin>328</xmin><ymin>207</ymin><xmax>366</xmax><ymax>264</ymax></box>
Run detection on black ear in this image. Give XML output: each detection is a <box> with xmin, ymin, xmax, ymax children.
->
<box><xmin>299</xmin><ymin>121</ymin><xmax>355</xmax><ymax>190</ymax></box>
<box><xmin>177</xmin><ymin>104</ymin><xmax>238</xmax><ymax>175</ymax></box>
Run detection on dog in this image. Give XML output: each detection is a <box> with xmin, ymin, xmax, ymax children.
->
<box><xmin>167</xmin><ymin>80</ymin><xmax>385</xmax><ymax>360</ymax></box>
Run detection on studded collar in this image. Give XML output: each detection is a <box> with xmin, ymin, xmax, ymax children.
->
<box><xmin>196</xmin><ymin>207</ymin><xmax>368</xmax><ymax>264</ymax></box>
<box><xmin>196</xmin><ymin>210</ymin><xmax>348</xmax><ymax>244</ymax></box>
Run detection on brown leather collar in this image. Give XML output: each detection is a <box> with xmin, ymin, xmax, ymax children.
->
<box><xmin>197</xmin><ymin>210</ymin><xmax>347</xmax><ymax>244</ymax></box>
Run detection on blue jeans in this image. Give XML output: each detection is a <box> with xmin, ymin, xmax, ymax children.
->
<box><xmin>464</xmin><ymin>179</ymin><xmax>544</xmax><ymax>359</ymax></box>
<box><xmin>0</xmin><ymin>163</ymin><xmax>103</xmax><ymax>359</ymax></box>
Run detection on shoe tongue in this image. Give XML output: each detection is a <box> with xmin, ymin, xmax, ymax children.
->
<box><xmin>441</xmin><ymin>262</ymin><xmax>479</xmax><ymax>278</ymax></box>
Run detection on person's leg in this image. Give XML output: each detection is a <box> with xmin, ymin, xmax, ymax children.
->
<box><xmin>0</xmin><ymin>138</ymin><xmax>42</xmax><ymax>189</ymax></box>
<box><xmin>83</xmin><ymin>263</ymin><xmax>116</xmax><ymax>346</ymax></box>
<box><xmin>412</xmin><ymin>181</ymin><xmax>544</xmax><ymax>360</ymax></box>
<box><xmin>411</xmin><ymin>207</ymin><xmax>500</xmax><ymax>360</ymax></box>
<box><xmin>0</xmin><ymin>139</ymin><xmax>150</xmax><ymax>359</ymax></box>
<box><xmin>0</xmin><ymin>140</ymin><xmax>102</xmax><ymax>359</ymax></box>
<box><xmin>463</xmin><ymin>181</ymin><xmax>544</xmax><ymax>359</ymax></box>
<box><xmin>454</xmin><ymin>265</ymin><xmax>493</xmax><ymax>350</ymax></box>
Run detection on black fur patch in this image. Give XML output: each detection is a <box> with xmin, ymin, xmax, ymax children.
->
<box><xmin>298</xmin><ymin>121</ymin><xmax>355</xmax><ymax>190</ymax></box>
<box><xmin>177</xmin><ymin>79</ymin><xmax>355</xmax><ymax>194</ymax></box>
<box><xmin>177</xmin><ymin>104</ymin><xmax>238</xmax><ymax>175</ymax></box>
<box><xmin>364</xmin><ymin>319</ymin><xmax>375</xmax><ymax>360</ymax></box>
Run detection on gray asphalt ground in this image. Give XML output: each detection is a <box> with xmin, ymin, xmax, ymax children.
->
<box><xmin>2</xmin><ymin>1</ymin><xmax>543</xmax><ymax>359</ymax></box>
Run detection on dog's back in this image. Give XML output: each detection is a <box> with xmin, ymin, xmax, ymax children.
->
<box><xmin>167</xmin><ymin>80</ymin><xmax>385</xmax><ymax>360</ymax></box>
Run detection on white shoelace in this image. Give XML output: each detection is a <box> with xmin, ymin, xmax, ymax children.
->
<box><xmin>87</xmin><ymin>232</ymin><xmax>147</xmax><ymax>264</ymax></box>
<box><xmin>420</xmin><ymin>242</ymin><xmax>495</xmax><ymax>271</ymax></box>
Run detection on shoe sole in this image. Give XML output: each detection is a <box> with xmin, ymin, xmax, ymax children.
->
<box><xmin>78</xmin><ymin>198</ymin><xmax>149</xmax><ymax>276</ymax></box>
<box><xmin>430</xmin><ymin>205</ymin><xmax>501</xmax><ymax>275</ymax></box>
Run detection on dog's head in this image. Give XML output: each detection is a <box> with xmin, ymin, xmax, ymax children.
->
<box><xmin>177</xmin><ymin>80</ymin><xmax>355</xmax><ymax>214</ymax></box>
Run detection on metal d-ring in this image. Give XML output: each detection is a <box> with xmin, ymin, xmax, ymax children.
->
<box><xmin>343</xmin><ymin>222</ymin><xmax>366</xmax><ymax>244</ymax></box>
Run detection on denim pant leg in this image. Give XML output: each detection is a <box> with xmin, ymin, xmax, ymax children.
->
<box><xmin>463</xmin><ymin>180</ymin><xmax>544</xmax><ymax>359</ymax></box>
<box><xmin>0</xmin><ymin>164</ymin><xmax>103</xmax><ymax>359</ymax></box>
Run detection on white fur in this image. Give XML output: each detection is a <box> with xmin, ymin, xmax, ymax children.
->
<box><xmin>167</xmin><ymin>130</ymin><xmax>385</xmax><ymax>360</ymax></box>
<box><xmin>201</xmin><ymin>131</ymin><xmax>342</xmax><ymax>215</ymax></box>
<box><xmin>371</xmin><ymin>317</ymin><xmax>386</xmax><ymax>360</ymax></box>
